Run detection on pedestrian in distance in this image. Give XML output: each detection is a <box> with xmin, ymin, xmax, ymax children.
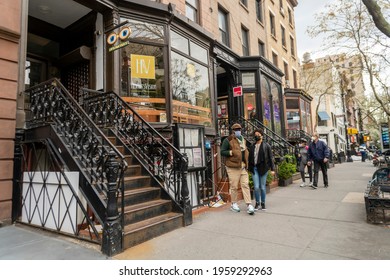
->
<box><xmin>307</xmin><ymin>132</ymin><xmax>330</xmax><ymax>188</ymax></box>
<box><xmin>297</xmin><ymin>138</ymin><xmax>313</xmax><ymax>188</ymax></box>
<box><xmin>248</xmin><ymin>128</ymin><xmax>275</xmax><ymax>211</ymax></box>
<box><xmin>220</xmin><ymin>123</ymin><xmax>255</xmax><ymax>215</ymax></box>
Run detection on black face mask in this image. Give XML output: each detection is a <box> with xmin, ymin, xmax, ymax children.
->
<box><xmin>255</xmin><ymin>135</ymin><xmax>262</xmax><ymax>141</ymax></box>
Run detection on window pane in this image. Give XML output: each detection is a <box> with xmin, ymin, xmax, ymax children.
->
<box><xmin>286</xmin><ymin>98</ymin><xmax>299</xmax><ymax>109</ymax></box>
<box><xmin>261</xmin><ymin>76</ymin><xmax>271</xmax><ymax>130</ymax></box>
<box><xmin>271</xmin><ymin>82</ymin><xmax>281</xmax><ymax>135</ymax></box>
<box><xmin>171</xmin><ymin>51</ymin><xmax>212</xmax><ymax>127</ymax></box>
<box><xmin>218</xmin><ymin>9</ymin><xmax>229</xmax><ymax>46</ymax></box>
<box><xmin>122</xmin><ymin>19</ymin><xmax>164</xmax><ymax>43</ymax></box>
<box><xmin>190</xmin><ymin>41</ymin><xmax>208</xmax><ymax>64</ymax></box>
<box><xmin>186</xmin><ymin>4</ymin><xmax>197</xmax><ymax>22</ymax></box>
<box><xmin>171</xmin><ymin>30</ymin><xmax>189</xmax><ymax>55</ymax></box>
<box><xmin>286</xmin><ymin>111</ymin><xmax>300</xmax><ymax>130</ymax></box>
<box><xmin>120</xmin><ymin>43</ymin><xmax>166</xmax><ymax>122</ymax></box>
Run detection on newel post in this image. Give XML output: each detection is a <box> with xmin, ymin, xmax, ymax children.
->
<box><xmin>180</xmin><ymin>154</ymin><xmax>192</xmax><ymax>226</ymax></box>
<box><xmin>102</xmin><ymin>151</ymin><xmax>122</xmax><ymax>256</ymax></box>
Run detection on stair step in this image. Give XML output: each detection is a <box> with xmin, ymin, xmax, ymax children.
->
<box><xmin>123</xmin><ymin>199</ymin><xmax>173</xmax><ymax>225</ymax></box>
<box><xmin>124</xmin><ymin>164</ymin><xmax>142</xmax><ymax>176</ymax></box>
<box><xmin>122</xmin><ymin>187</ymin><xmax>160</xmax><ymax>206</ymax></box>
<box><xmin>123</xmin><ymin>212</ymin><xmax>183</xmax><ymax>248</ymax></box>
<box><xmin>124</xmin><ymin>175</ymin><xmax>151</xmax><ymax>189</ymax></box>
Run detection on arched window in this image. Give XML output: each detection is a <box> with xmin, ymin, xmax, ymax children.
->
<box><xmin>271</xmin><ymin>81</ymin><xmax>282</xmax><ymax>135</ymax></box>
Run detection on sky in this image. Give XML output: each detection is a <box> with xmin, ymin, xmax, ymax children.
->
<box><xmin>294</xmin><ymin>0</ymin><xmax>336</xmax><ymax>61</ymax></box>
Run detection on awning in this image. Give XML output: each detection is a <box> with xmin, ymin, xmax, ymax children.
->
<box><xmin>318</xmin><ymin>111</ymin><xmax>330</xmax><ymax>121</ymax></box>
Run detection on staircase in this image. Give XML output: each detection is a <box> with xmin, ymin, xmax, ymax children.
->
<box><xmin>105</xmin><ymin>131</ymin><xmax>184</xmax><ymax>248</ymax></box>
<box><xmin>19</xmin><ymin>79</ymin><xmax>191</xmax><ymax>256</ymax></box>
<box><xmin>231</xmin><ymin>117</ymin><xmax>295</xmax><ymax>160</ymax></box>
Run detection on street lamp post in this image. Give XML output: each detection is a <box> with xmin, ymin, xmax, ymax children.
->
<box><xmin>341</xmin><ymin>91</ymin><xmax>353</xmax><ymax>162</ymax></box>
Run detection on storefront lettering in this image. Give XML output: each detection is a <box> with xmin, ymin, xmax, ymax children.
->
<box><xmin>131</xmin><ymin>54</ymin><xmax>155</xmax><ymax>79</ymax></box>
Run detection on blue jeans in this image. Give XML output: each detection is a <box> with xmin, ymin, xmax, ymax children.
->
<box><xmin>253</xmin><ymin>166</ymin><xmax>268</xmax><ymax>204</ymax></box>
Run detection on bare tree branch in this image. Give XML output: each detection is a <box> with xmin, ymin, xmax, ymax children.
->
<box><xmin>362</xmin><ymin>0</ymin><xmax>390</xmax><ymax>37</ymax></box>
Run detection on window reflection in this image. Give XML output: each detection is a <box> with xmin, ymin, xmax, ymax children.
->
<box><xmin>171</xmin><ymin>51</ymin><xmax>212</xmax><ymax>126</ymax></box>
<box><xmin>120</xmin><ymin>43</ymin><xmax>166</xmax><ymax>122</ymax></box>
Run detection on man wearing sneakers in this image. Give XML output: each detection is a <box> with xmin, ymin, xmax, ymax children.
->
<box><xmin>221</xmin><ymin>123</ymin><xmax>255</xmax><ymax>215</ymax></box>
<box><xmin>307</xmin><ymin>132</ymin><xmax>330</xmax><ymax>188</ymax></box>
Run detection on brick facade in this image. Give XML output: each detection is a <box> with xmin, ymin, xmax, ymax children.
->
<box><xmin>0</xmin><ymin>0</ymin><xmax>21</xmax><ymax>223</ymax></box>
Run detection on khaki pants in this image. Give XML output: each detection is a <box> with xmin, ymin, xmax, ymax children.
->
<box><xmin>225</xmin><ymin>166</ymin><xmax>251</xmax><ymax>204</ymax></box>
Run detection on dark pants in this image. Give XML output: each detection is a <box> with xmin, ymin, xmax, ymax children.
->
<box><xmin>313</xmin><ymin>160</ymin><xmax>328</xmax><ymax>186</ymax></box>
<box><xmin>299</xmin><ymin>162</ymin><xmax>312</xmax><ymax>182</ymax></box>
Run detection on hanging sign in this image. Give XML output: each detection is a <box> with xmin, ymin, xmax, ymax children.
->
<box><xmin>107</xmin><ymin>26</ymin><xmax>131</xmax><ymax>52</ymax></box>
<box><xmin>233</xmin><ymin>86</ymin><xmax>243</xmax><ymax>97</ymax></box>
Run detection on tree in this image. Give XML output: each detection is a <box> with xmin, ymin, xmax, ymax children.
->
<box><xmin>362</xmin><ymin>0</ymin><xmax>390</xmax><ymax>38</ymax></box>
<box><xmin>308</xmin><ymin>0</ymin><xmax>390</xmax><ymax>119</ymax></box>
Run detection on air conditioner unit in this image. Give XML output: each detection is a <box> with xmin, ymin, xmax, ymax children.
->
<box><xmin>285</xmin><ymin>79</ymin><xmax>290</xmax><ymax>88</ymax></box>
<box><xmin>280</xmin><ymin>7</ymin><xmax>285</xmax><ymax>16</ymax></box>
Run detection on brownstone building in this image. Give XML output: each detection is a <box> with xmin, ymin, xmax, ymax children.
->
<box><xmin>0</xmin><ymin>0</ymin><xmax>305</xmax><ymax>255</ymax></box>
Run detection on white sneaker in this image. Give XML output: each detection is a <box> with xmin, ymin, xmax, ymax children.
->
<box><xmin>300</xmin><ymin>182</ymin><xmax>306</xmax><ymax>187</ymax></box>
<box><xmin>247</xmin><ymin>204</ymin><xmax>255</xmax><ymax>215</ymax></box>
<box><xmin>230</xmin><ymin>203</ymin><xmax>240</xmax><ymax>213</ymax></box>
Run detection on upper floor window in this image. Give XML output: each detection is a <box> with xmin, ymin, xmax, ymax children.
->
<box><xmin>293</xmin><ymin>69</ymin><xmax>298</xmax><ymax>88</ymax></box>
<box><xmin>240</xmin><ymin>0</ymin><xmax>248</xmax><ymax>7</ymax></box>
<box><xmin>258</xmin><ymin>40</ymin><xmax>265</xmax><ymax>57</ymax></box>
<box><xmin>281</xmin><ymin>25</ymin><xmax>286</xmax><ymax>47</ymax></box>
<box><xmin>218</xmin><ymin>8</ymin><xmax>230</xmax><ymax>46</ymax></box>
<box><xmin>186</xmin><ymin>0</ymin><xmax>199</xmax><ymax>23</ymax></box>
<box><xmin>290</xmin><ymin>36</ymin><xmax>295</xmax><ymax>56</ymax></box>
<box><xmin>288</xmin><ymin>8</ymin><xmax>293</xmax><ymax>25</ymax></box>
<box><xmin>270</xmin><ymin>12</ymin><xmax>276</xmax><ymax>37</ymax></box>
<box><xmin>272</xmin><ymin>52</ymin><xmax>278</xmax><ymax>67</ymax></box>
<box><xmin>241</xmin><ymin>27</ymin><xmax>249</xmax><ymax>56</ymax></box>
<box><xmin>283</xmin><ymin>61</ymin><xmax>289</xmax><ymax>81</ymax></box>
<box><xmin>256</xmin><ymin>0</ymin><xmax>264</xmax><ymax>23</ymax></box>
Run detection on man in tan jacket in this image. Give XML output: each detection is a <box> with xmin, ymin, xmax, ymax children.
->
<box><xmin>221</xmin><ymin>123</ymin><xmax>254</xmax><ymax>215</ymax></box>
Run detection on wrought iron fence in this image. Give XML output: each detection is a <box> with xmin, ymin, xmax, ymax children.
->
<box><xmin>23</xmin><ymin>79</ymin><xmax>127</xmax><ymax>254</ymax></box>
<box><xmin>79</xmin><ymin>89</ymin><xmax>192</xmax><ymax>225</ymax></box>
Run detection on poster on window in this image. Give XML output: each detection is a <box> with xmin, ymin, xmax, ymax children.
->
<box><xmin>193</xmin><ymin>148</ymin><xmax>203</xmax><ymax>167</ymax></box>
<box><xmin>264</xmin><ymin>100</ymin><xmax>271</xmax><ymax>120</ymax></box>
<box><xmin>273</xmin><ymin>103</ymin><xmax>280</xmax><ymax>121</ymax></box>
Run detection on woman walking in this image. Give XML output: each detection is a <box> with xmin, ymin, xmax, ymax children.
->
<box><xmin>248</xmin><ymin>129</ymin><xmax>275</xmax><ymax>210</ymax></box>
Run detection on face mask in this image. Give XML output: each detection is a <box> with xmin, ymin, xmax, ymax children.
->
<box><xmin>311</xmin><ymin>137</ymin><xmax>315</xmax><ymax>141</ymax></box>
<box><xmin>255</xmin><ymin>135</ymin><xmax>262</xmax><ymax>141</ymax></box>
<box><xmin>234</xmin><ymin>131</ymin><xmax>241</xmax><ymax>138</ymax></box>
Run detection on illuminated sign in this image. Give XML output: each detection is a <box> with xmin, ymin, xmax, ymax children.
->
<box><xmin>131</xmin><ymin>54</ymin><xmax>155</xmax><ymax>79</ymax></box>
<box><xmin>233</xmin><ymin>86</ymin><xmax>243</xmax><ymax>97</ymax></box>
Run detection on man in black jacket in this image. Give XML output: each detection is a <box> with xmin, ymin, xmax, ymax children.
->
<box><xmin>308</xmin><ymin>132</ymin><xmax>330</xmax><ymax>188</ymax></box>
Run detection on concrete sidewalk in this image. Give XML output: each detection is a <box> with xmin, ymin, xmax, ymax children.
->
<box><xmin>1</xmin><ymin>160</ymin><xmax>389</xmax><ymax>260</ymax></box>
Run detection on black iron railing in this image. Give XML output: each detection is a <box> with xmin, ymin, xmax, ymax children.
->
<box><xmin>19</xmin><ymin>139</ymin><xmax>101</xmax><ymax>242</ymax></box>
<box><xmin>286</xmin><ymin>129</ymin><xmax>312</xmax><ymax>143</ymax></box>
<box><xmin>79</xmin><ymin>89</ymin><xmax>192</xmax><ymax>225</ymax></box>
<box><xmin>24</xmin><ymin>79</ymin><xmax>127</xmax><ymax>255</ymax></box>
<box><xmin>230</xmin><ymin>117</ymin><xmax>294</xmax><ymax>158</ymax></box>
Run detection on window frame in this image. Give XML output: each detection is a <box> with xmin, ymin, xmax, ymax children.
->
<box><xmin>218</xmin><ymin>7</ymin><xmax>230</xmax><ymax>47</ymax></box>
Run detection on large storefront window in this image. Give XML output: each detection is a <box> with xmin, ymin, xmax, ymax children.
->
<box><xmin>171</xmin><ymin>32</ymin><xmax>211</xmax><ymax>127</ymax></box>
<box><xmin>286</xmin><ymin>98</ymin><xmax>300</xmax><ymax>130</ymax></box>
<box><xmin>119</xmin><ymin>19</ymin><xmax>166</xmax><ymax>122</ymax></box>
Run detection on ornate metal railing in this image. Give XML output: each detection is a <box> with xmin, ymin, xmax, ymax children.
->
<box><xmin>79</xmin><ymin>89</ymin><xmax>192</xmax><ymax>225</ymax></box>
<box><xmin>286</xmin><ymin>129</ymin><xmax>312</xmax><ymax>142</ymax></box>
<box><xmin>24</xmin><ymin>79</ymin><xmax>127</xmax><ymax>255</ymax></box>
<box><xmin>231</xmin><ymin>117</ymin><xmax>294</xmax><ymax>159</ymax></box>
<box><xmin>18</xmin><ymin>139</ymin><xmax>101</xmax><ymax>243</ymax></box>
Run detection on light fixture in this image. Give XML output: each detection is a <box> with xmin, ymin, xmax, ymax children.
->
<box><xmin>38</xmin><ymin>5</ymin><xmax>51</xmax><ymax>14</ymax></box>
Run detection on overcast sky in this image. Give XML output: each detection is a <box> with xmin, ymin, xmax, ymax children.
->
<box><xmin>294</xmin><ymin>0</ymin><xmax>336</xmax><ymax>61</ymax></box>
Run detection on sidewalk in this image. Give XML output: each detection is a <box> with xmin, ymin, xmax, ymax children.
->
<box><xmin>1</xmin><ymin>160</ymin><xmax>389</xmax><ymax>260</ymax></box>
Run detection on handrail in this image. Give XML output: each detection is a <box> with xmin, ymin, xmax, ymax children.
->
<box><xmin>230</xmin><ymin>117</ymin><xmax>294</xmax><ymax>157</ymax></box>
<box><xmin>24</xmin><ymin>79</ymin><xmax>126</xmax><ymax>245</ymax></box>
<box><xmin>79</xmin><ymin>88</ymin><xmax>192</xmax><ymax>226</ymax></box>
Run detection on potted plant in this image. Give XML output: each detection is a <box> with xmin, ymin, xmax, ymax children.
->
<box><xmin>277</xmin><ymin>158</ymin><xmax>296</xmax><ymax>186</ymax></box>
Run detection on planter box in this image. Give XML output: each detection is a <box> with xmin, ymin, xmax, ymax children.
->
<box><xmin>278</xmin><ymin>177</ymin><xmax>293</xmax><ymax>187</ymax></box>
